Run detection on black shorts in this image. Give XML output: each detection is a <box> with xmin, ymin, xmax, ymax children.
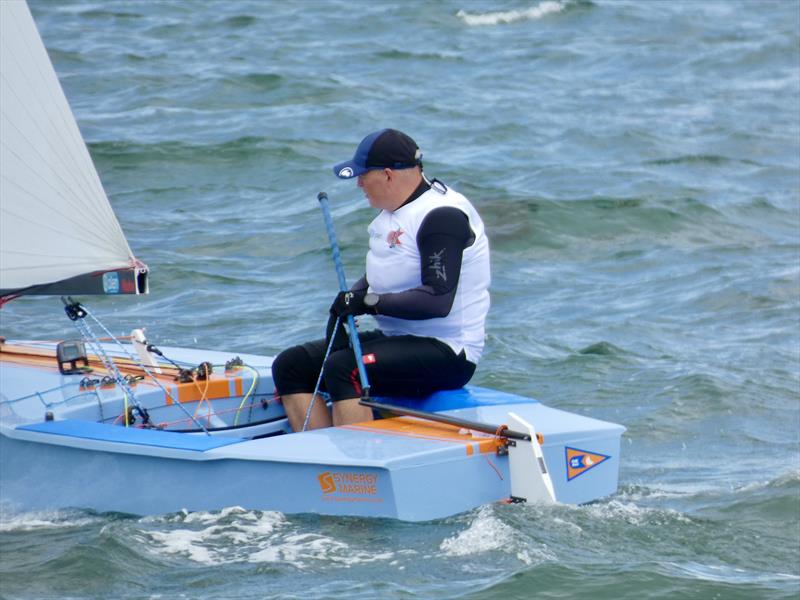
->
<box><xmin>271</xmin><ymin>330</ymin><xmax>476</xmax><ymax>401</ymax></box>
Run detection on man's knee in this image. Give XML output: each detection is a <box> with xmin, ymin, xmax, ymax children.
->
<box><xmin>323</xmin><ymin>350</ymin><xmax>360</xmax><ymax>401</ymax></box>
<box><xmin>332</xmin><ymin>398</ymin><xmax>373</xmax><ymax>426</ymax></box>
<box><xmin>272</xmin><ymin>345</ymin><xmax>314</xmax><ymax>394</ymax></box>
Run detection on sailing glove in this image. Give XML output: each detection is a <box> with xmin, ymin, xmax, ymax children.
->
<box><xmin>330</xmin><ymin>290</ymin><xmax>368</xmax><ymax>318</ymax></box>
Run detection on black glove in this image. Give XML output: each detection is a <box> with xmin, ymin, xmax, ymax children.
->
<box><xmin>329</xmin><ymin>290</ymin><xmax>368</xmax><ymax>318</ymax></box>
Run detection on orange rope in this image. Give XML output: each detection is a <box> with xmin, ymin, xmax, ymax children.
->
<box><xmin>191</xmin><ymin>373</ymin><xmax>212</xmax><ymax>422</ymax></box>
<box><xmin>127</xmin><ymin>400</ymin><xmax>265</xmax><ymax>430</ymax></box>
<box><xmin>484</xmin><ymin>455</ymin><xmax>504</xmax><ymax>481</ymax></box>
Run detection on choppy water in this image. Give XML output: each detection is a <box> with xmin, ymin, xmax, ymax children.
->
<box><xmin>1</xmin><ymin>0</ymin><xmax>799</xmax><ymax>598</ymax></box>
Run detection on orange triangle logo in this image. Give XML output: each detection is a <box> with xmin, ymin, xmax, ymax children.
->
<box><xmin>565</xmin><ymin>446</ymin><xmax>610</xmax><ymax>481</ymax></box>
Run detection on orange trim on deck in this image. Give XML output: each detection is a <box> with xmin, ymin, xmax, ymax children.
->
<box><xmin>342</xmin><ymin>417</ymin><xmax>500</xmax><ymax>456</ymax></box>
<box><xmin>0</xmin><ymin>343</ymin><xmax>246</xmax><ymax>406</ymax></box>
<box><xmin>177</xmin><ymin>377</ymin><xmax>233</xmax><ymax>404</ymax></box>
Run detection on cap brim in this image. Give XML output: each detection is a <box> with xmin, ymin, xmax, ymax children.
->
<box><xmin>333</xmin><ymin>160</ymin><xmax>369</xmax><ymax>179</ymax></box>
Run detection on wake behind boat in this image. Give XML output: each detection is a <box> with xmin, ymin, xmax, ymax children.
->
<box><xmin>0</xmin><ymin>1</ymin><xmax>624</xmax><ymax>521</ymax></box>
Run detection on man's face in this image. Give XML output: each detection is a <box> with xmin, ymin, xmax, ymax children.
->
<box><xmin>357</xmin><ymin>168</ymin><xmax>390</xmax><ymax>209</ymax></box>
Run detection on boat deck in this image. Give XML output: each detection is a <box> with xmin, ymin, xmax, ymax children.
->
<box><xmin>1</xmin><ymin>340</ymin><xmax>625</xmax><ymax>519</ymax></box>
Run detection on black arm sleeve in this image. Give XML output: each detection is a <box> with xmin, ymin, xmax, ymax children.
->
<box><xmin>350</xmin><ymin>275</ymin><xmax>368</xmax><ymax>293</ymax></box>
<box><xmin>374</xmin><ymin>207</ymin><xmax>474</xmax><ymax>320</ymax></box>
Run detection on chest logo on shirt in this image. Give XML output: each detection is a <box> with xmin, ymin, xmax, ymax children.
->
<box><xmin>386</xmin><ymin>228</ymin><xmax>405</xmax><ymax>248</ymax></box>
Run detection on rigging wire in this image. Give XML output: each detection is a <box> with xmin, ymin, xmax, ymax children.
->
<box><xmin>64</xmin><ymin>299</ymin><xmax>147</xmax><ymax>426</ymax></box>
<box><xmin>64</xmin><ymin>299</ymin><xmax>212</xmax><ymax>435</ymax></box>
<box><xmin>51</xmin><ymin>300</ymin><xmax>270</xmax><ymax>435</ymax></box>
<box><xmin>302</xmin><ymin>316</ymin><xmax>341</xmax><ymax>432</ymax></box>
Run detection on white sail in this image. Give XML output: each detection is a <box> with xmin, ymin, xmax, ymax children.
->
<box><xmin>0</xmin><ymin>0</ymin><xmax>147</xmax><ymax>298</ymax></box>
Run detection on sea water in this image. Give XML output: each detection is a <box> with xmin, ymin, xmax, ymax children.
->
<box><xmin>1</xmin><ymin>1</ymin><xmax>798</xmax><ymax>598</ymax></box>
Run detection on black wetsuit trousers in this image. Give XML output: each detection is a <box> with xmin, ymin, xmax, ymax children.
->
<box><xmin>271</xmin><ymin>330</ymin><xmax>476</xmax><ymax>401</ymax></box>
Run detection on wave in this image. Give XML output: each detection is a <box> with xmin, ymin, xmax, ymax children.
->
<box><xmin>47</xmin><ymin>48</ymin><xmax>87</xmax><ymax>65</ymax></box>
<box><xmin>457</xmin><ymin>1</ymin><xmax>567</xmax><ymax>26</ymax></box>
<box><xmin>136</xmin><ymin>503</ymin><xmax>558</xmax><ymax>568</ymax></box>
<box><xmin>569</xmin><ymin>498</ymin><xmax>694</xmax><ymax>527</ymax></box>
<box><xmin>615</xmin><ymin>471</ymin><xmax>800</xmax><ymax>526</ymax></box>
<box><xmin>77</xmin><ymin>9</ymin><xmax>143</xmax><ymax>20</ymax></box>
<box><xmin>89</xmin><ymin>136</ymin><xmax>309</xmax><ymax>165</ymax></box>
<box><xmin>440</xmin><ymin>505</ymin><xmax>556</xmax><ymax>566</ymax></box>
<box><xmin>663</xmin><ymin>561</ymin><xmax>800</xmax><ymax>586</ymax></box>
<box><xmin>644</xmin><ymin>154</ymin><xmax>760</xmax><ymax>167</ymax></box>
<box><xmin>233</xmin><ymin>72</ymin><xmax>284</xmax><ymax>92</ymax></box>
<box><xmin>577</xmin><ymin>341</ymin><xmax>627</xmax><ymax>356</ymax></box>
<box><xmin>375</xmin><ymin>49</ymin><xmax>463</xmax><ymax>62</ymax></box>
<box><xmin>135</xmin><ymin>507</ymin><xmax>399</xmax><ymax>567</ymax></box>
<box><xmin>220</xmin><ymin>15</ymin><xmax>257</xmax><ymax>29</ymax></box>
<box><xmin>707</xmin><ymin>470</ymin><xmax>800</xmax><ymax>522</ymax></box>
<box><xmin>482</xmin><ymin>193</ymin><xmax>795</xmax><ymax>254</ymax></box>
<box><xmin>0</xmin><ymin>507</ymin><xmax>102</xmax><ymax>532</ymax></box>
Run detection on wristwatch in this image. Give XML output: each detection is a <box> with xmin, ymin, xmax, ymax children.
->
<box><xmin>363</xmin><ymin>292</ymin><xmax>380</xmax><ymax>312</ymax></box>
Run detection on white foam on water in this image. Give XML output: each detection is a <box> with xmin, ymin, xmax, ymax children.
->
<box><xmin>439</xmin><ymin>505</ymin><xmax>555</xmax><ymax>566</ymax></box>
<box><xmin>576</xmin><ymin>499</ymin><xmax>692</xmax><ymax>526</ymax></box>
<box><xmin>145</xmin><ymin>527</ymin><xmax>216</xmax><ymax>564</ymax></box>
<box><xmin>616</xmin><ymin>483</ymin><xmax>704</xmax><ymax>502</ymax></box>
<box><xmin>135</xmin><ymin>508</ymin><xmax>288</xmax><ymax>566</ymax></box>
<box><xmin>551</xmin><ymin>516</ymin><xmax>583</xmax><ymax>534</ymax></box>
<box><xmin>247</xmin><ymin>533</ymin><xmax>348</xmax><ymax>565</ymax></box>
<box><xmin>0</xmin><ymin>508</ymin><xmax>100</xmax><ymax>532</ymax></box>
<box><xmin>457</xmin><ymin>1</ymin><xmax>566</xmax><ymax>26</ymax></box>
<box><xmin>247</xmin><ymin>534</ymin><xmax>395</xmax><ymax>568</ymax></box>
<box><xmin>136</xmin><ymin>508</ymin><xmax>399</xmax><ymax>568</ymax></box>
<box><xmin>182</xmin><ymin>505</ymin><xmax>253</xmax><ymax>524</ymax></box>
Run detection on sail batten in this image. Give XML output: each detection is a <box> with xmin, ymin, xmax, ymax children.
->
<box><xmin>0</xmin><ymin>0</ymin><xmax>148</xmax><ymax>300</ymax></box>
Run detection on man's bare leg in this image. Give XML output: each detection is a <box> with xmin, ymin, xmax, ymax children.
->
<box><xmin>332</xmin><ymin>398</ymin><xmax>374</xmax><ymax>426</ymax></box>
<box><xmin>281</xmin><ymin>393</ymin><xmax>332</xmax><ymax>431</ymax></box>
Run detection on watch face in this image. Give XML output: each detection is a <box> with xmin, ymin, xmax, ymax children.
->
<box><xmin>364</xmin><ymin>293</ymin><xmax>379</xmax><ymax>307</ymax></box>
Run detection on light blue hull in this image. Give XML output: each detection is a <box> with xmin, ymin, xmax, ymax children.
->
<box><xmin>0</xmin><ymin>342</ymin><xmax>625</xmax><ymax>521</ymax></box>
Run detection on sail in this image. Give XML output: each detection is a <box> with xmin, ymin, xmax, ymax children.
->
<box><xmin>0</xmin><ymin>0</ymin><xmax>148</xmax><ymax>302</ymax></box>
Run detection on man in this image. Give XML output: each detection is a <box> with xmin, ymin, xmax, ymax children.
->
<box><xmin>272</xmin><ymin>129</ymin><xmax>490</xmax><ymax>431</ymax></box>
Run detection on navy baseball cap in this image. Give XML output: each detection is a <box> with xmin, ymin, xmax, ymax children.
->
<box><xmin>333</xmin><ymin>129</ymin><xmax>422</xmax><ymax>179</ymax></box>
